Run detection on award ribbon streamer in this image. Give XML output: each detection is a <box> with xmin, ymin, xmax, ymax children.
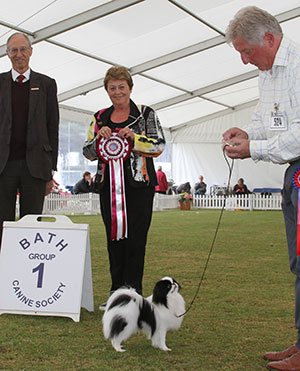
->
<box><xmin>298</xmin><ymin>191</ymin><xmax>300</xmax><ymax>256</ymax></box>
<box><xmin>96</xmin><ymin>131</ymin><xmax>132</xmax><ymax>241</ymax></box>
<box><xmin>292</xmin><ymin>168</ymin><xmax>300</xmax><ymax>256</ymax></box>
<box><xmin>109</xmin><ymin>157</ymin><xmax>127</xmax><ymax>240</ymax></box>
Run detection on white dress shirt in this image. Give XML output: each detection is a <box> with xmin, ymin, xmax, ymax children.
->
<box><xmin>11</xmin><ymin>68</ymin><xmax>31</xmax><ymax>83</ymax></box>
<box><xmin>244</xmin><ymin>36</ymin><xmax>300</xmax><ymax>164</ymax></box>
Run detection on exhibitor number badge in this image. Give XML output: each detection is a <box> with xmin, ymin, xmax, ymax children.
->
<box><xmin>270</xmin><ymin>112</ymin><xmax>287</xmax><ymax>130</ymax></box>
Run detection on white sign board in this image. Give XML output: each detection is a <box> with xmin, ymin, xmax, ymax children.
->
<box><xmin>0</xmin><ymin>215</ymin><xmax>94</xmax><ymax>322</ymax></box>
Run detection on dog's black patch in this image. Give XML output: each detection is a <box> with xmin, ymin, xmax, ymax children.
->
<box><xmin>110</xmin><ymin>315</ymin><xmax>127</xmax><ymax>338</ymax></box>
<box><xmin>138</xmin><ymin>298</ymin><xmax>156</xmax><ymax>336</ymax></box>
<box><xmin>107</xmin><ymin>294</ymin><xmax>133</xmax><ymax>311</ymax></box>
<box><xmin>152</xmin><ymin>279</ymin><xmax>173</xmax><ymax>307</ymax></box>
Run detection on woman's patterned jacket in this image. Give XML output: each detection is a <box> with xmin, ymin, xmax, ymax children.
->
<box><xmin>82</xmin><ymin>99</ymin><xmax>166</xmax><ymax>188</ymax></box>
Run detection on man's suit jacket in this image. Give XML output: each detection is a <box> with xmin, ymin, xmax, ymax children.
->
<box><xmin>0</xmin><ymin>70</ymin><xmax>59</xmax><ymax>181</ymax></box>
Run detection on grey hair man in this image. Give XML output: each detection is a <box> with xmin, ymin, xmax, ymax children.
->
<box><xmin>223</xmin><ymin>6</ymin><xmax>300</xmax><ymax>370</ymax></box>
<box><xmin>0</xmin><ymin>32</ymin><xmax>59</xmax><ymax>245</ymax></box>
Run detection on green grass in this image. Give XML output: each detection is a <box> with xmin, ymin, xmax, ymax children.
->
<box><xmin>0</xmin><ymin>209</ymin><xmax>296</xmax><ymax>370</ymax></box>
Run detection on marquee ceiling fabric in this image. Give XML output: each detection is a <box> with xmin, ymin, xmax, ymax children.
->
<box><xmin>0</xmin><ymin>0</ymin><xmax>300</xmax><ymax>131</ymax></box>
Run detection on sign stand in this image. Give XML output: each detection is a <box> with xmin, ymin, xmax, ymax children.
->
<box><xmin>0</xmin><ymin>215</ymin><xmax>94</xmax><ymax>322</ymax></box>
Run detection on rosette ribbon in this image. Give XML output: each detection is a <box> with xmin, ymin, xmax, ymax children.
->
<box><xmin>293</xmin><ymin>167</ymin><xmax>300</xmax><ymax>256</ymax></box>
<box><xmin>96</xmin><ymin>130</ymin><xmax>132</xmax><ymax>241</ymax></box>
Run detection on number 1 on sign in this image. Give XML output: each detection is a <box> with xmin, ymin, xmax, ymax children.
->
<box><xmin>32</xmin><ymin>263</ymin><xmax>44</xmax><ymax>288</ymax></box>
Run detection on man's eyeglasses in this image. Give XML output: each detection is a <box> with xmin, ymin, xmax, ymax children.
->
<box><xmin>7</xmin><ymin>46</ymin><xmax>31</xmax><ymax>55</ymax></box>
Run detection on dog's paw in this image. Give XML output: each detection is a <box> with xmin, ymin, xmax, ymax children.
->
<box><xmin>152</xmin><ymin>343</ymin><xmax>171</xmax><ymax>351</ymax></box>
<box><xmin>111</xmin><ymin>341</ymin><xmax>126</xmax><ymax>352</ymax></box>
<box><xmin>116</xmin><ymin>347</ymin><xmax>126</xmax><ymax>352</ymax></box>
<box><xmin>160</xmin><ymin>346</ymin><xmax>171</xmax><ymax>351</ymax></box>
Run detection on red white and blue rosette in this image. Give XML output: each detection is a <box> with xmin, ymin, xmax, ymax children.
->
<box><xmin>96</xmin><ymin>131</ymin><xmax>132</xmax><ymax>164</ymax></box>
<box><xmin>293</xmin><ymin>167</ymin><xmax>300</xmax><ymax>256</ymax></box>
<box><xmin>293</xmin><ymin>168</ymin><xmax>300</xmax><ymax>190</ymax></box>
<box><xmin>96</xmin><ymin>131</ymin><xmax>132</xmax><ymax>241</ymax></box>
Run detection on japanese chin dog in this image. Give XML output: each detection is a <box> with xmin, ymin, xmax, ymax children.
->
<box><xmin>102</xmin><ymin>276</ymin><xmax>185</xmax><ymax>352</ymax></box>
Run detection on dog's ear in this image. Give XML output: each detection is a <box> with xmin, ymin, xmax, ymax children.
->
<box><xmin>152</xmin><ymin>279</ymin><xmax>172</xmax><ymax>307</ymax></box>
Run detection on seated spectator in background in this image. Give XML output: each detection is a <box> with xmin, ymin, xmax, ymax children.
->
<box><xmin>155</xmin><ymin>166</ymin><xmax>168</xmax><ymax>194</ymax></box>
<box><xmin>194</xmin><ymin>175</ymin><xmax>207</xmax><ymax>196</ymax></box>
<box><xmin>233</xmin><ymin>178</ymin><xmax>250</xmax><ymax>195</ymax></box>
<box><xmin>73</xmin><ymin>171</ymin><xmax>92</xmax><ymax>194</ymax></box>
<box><xmin>176</xmin><ymin>182</ymin><xmax>191</xmax><ymax>194</ymax></box>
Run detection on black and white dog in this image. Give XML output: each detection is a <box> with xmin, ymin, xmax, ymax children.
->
<box><xmin>102</xmin><ymin>277</ymin><xmax>185</xmax><ymax>352</ymax></box>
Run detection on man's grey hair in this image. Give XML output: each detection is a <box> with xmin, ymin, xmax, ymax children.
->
<box><xmin>225</xmin><ymin>6</ymin><xmax>282</xmax><ymax>45</ymax></box>
<box><xmin>6</xmin><ymin>32</ymin><xmax>32</xmax><ymax>49</ymax></box>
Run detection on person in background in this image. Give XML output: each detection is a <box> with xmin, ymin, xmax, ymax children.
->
<box><xmin>223</xmin><ymin>6</ymin><xmax>300</xmax><ymax>370</ymax></box>
<box><xmin>72</xmin><ymin>171</ymin><xmax>92</xmax><ymax>194</ymax></box>
<box><xmin>0</xmin><ymin>32</ymin><xmax>59</xmax><ymax>245</ymax></box>
<box><xmin>233</xmin><ymin>178</ymin><xmax>249</xmax><ymax>195</ymax></box>
<box><xmin>83</xmin><ymin>66</ymin><xmax>165</xmax><ymax>310</ymax></box>
<box><xmin>155</xmin><ymin>166</ymin><xmax>168</xmax><ymax>194</ymax></box>
<box><xmin>194</xmin><ymin>175</ymin><xmax>207</xmax><ymax>196</ymax></box>
<box><xmin>176</xmin><ymin>182</ymin><xmax>191</xmax><ymax>194</ymax></box>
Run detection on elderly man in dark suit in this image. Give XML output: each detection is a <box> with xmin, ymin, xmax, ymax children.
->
<box><xmin>0</xmin><ymin>32</ymin><xmax>59</xmax><ymax>244</ymax></box>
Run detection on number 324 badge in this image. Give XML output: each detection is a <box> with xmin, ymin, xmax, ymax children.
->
<box><xmin>270</xmin><ymin>103</ymin><xmax>287</xmax><ymax>131</ymax></box>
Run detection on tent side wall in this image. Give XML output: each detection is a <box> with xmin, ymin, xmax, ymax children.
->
<box><xmin>170</xmin><ymin>103</ymin><xmax>287</xmax><ymax>192</ymax></box>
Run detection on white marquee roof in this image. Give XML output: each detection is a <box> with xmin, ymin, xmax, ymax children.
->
<box><xmin>1</xmin><ymin>0</ymin><xmax>300</xmax><ymax>131</ymax></box>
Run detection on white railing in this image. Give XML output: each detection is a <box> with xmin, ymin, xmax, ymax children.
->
<box><xmin>193</xmin><ymin>195</ymin><xmax>226</xmax><ymax>209</ymax></box>
<box><xmin>42</xmin><ymin>192</ymin><xmax>179</xmax><ymax>215</ymax></box>
<box><xmin>193</xmin><ymin>194</ymin><xmax>282</xmax><ymax>211</ymax></box>
<box><xmin>250</xmin><ymin>194</ymin><xmax>282</xmax><ymax>210</ymax></box>
<box><xmin>16</xmin><ymin>192</ymin><xmax>281</xmax><ymax>217</ymax></box>
<box><xmin>153</xmin><ymin>193</ymin><xmax>179</xmax><ymax>211</ymax></box>
<box><xmin>42</xmin><ymin>193</ymin><xmax>100</xmax><ymax>215</ymax></box>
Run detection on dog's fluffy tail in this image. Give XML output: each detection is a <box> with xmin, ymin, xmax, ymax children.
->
<box><xmin>102</xmin><ymin>289</ymin><xmax>142</xmax><ymax>352</ymax></box>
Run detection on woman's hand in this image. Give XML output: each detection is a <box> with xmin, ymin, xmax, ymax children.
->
<box><xmin>97</xmin><ymin>125</ymin><xmax>134</xmax><ymax>143</ymax></box>
<box><xmin>97</xmin><ymin>126</ymin><xmax>112</xmax><ymax>139</ymax></box>
<box><xmin>118</xmin><ymin>127</ymin><xmax>134</xmax><ymax>142</ymax></box>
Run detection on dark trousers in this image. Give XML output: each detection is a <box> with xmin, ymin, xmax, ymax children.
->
<box><xmin>0</xmin><ymin>160</ymin><xmax>46</xmax><ymax>244</ymax></box>
<box><xmin>282</xmin><ymin>159</ymin><xmax>300</xmax><ymax>348</ymax></box>
<box><xmin>100</xmin><ymin>181</ymin><xmax>155</xmax><ymax>295</ymax></box>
